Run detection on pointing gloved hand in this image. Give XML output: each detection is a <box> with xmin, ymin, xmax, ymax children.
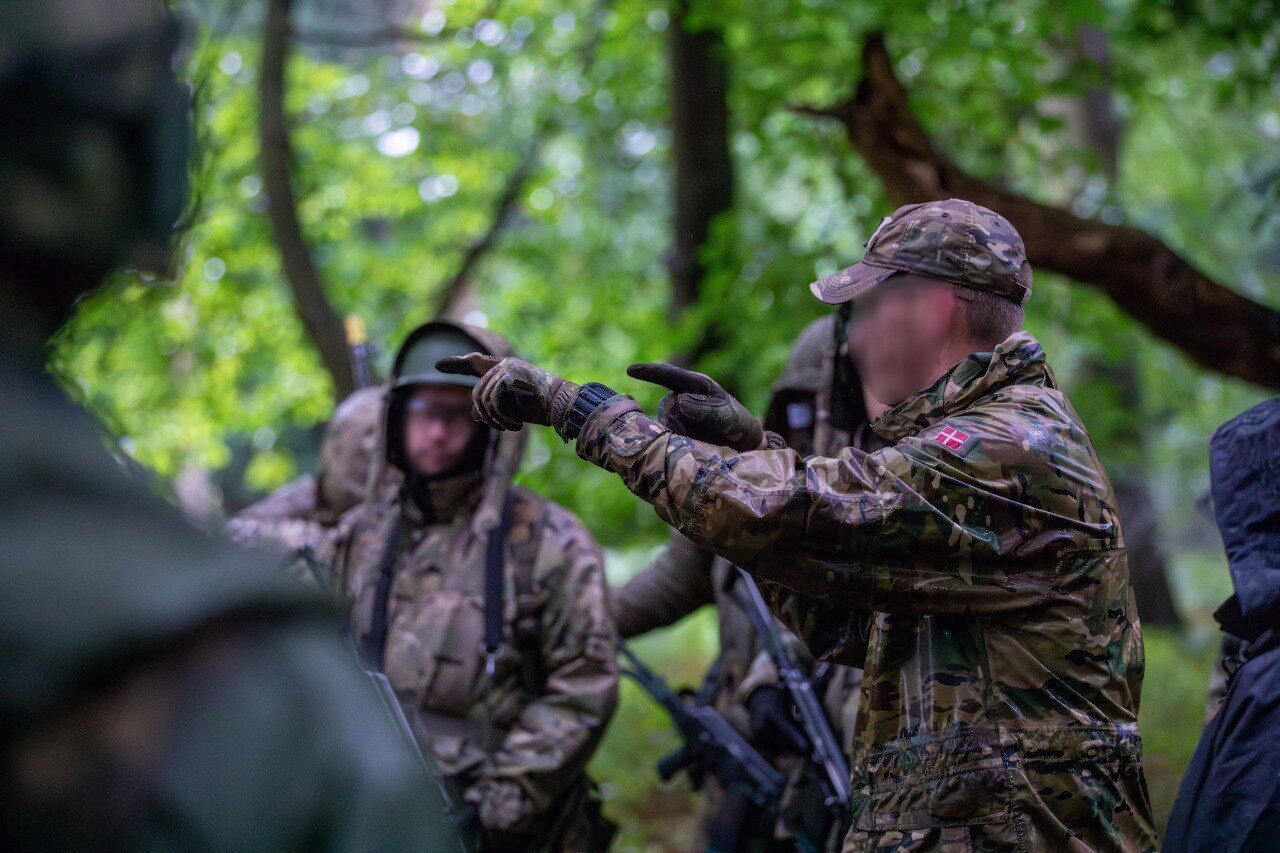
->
<box><xmin>626</xmin><ymin>363</ymin><xmax>766</xmax><ymax>452</ymax></box>
<box><xmin>436</xmin><ymin>354</ymin><xmax>580</xmax><ymax>436</ymax></box>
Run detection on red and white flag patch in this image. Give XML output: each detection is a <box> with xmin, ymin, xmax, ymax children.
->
<box><xmin>932</xmin><ymin>424</ymin><xmax>978</xmax><ymax>457</ymax></box>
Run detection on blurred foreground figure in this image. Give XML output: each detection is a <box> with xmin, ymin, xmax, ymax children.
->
<box><xmin>330</xmin><ymin>320</ymin><xmax>619</xmax><ymax>851</ymax></box>
<box><xmin>1165</xmin><ymin>398</ymin><xmax>1280</xmax><ymax>852</ymax></box>
<box><xmin>0</xmin><ymin>2</ymin><xmax>456</xmax><ymax>848</ymax></box>
<box><xmin>614</xmin><ymin>317</ymin><xmax>879</xmax><ymax>850</ymax></box>
<box><xmin>227</xmin><ymin>385</ymin><xmax>395</xmax><ymax>561</ymax></box>
<box><xmin>443</xmin><ymin>200</ymin><xmax>1159</xmax><ymax>851</ymax></box>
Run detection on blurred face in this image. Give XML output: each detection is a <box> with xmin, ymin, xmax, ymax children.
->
<box><xmin>402</xmin><ymin>385</ymin><xmax>478</xmax><ymax>476</ymax></box>
<box><xmin>847</xmin><ymin>274</ymin><xmax>960</xmax><ymax>406</ymax></box>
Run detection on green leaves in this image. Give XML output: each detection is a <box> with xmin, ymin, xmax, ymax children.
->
<box><xmin>53</xmin><ymin>0</ymin><xmax>1274</xmax><ymax>551</ymax></box>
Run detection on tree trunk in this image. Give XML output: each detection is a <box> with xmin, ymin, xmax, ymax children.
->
<box><xmin>668</xmin><ymin>0</ymin><xmax>734</xmax><ymax>363</ymax></box>
<box><xmin>1071</xmin><ymin>28</ymin><xmax>1181</xmax><ymax>626</ymax></box>
<box><xmin>259</xmin><ymin>0</ymin><xmax>355</xmax><ymax>399</ymax></box>
<box><xmin>799</xmin><ymin>34</ymin><xmax>1280</xmax><ymax>390</ymax></box>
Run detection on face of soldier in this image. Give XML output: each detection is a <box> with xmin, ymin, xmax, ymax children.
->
<box><xmin>848</xmin><ymin>274</ymin><xmax>962</xmax><ymax>406</ymax></box>
<box><xmin>402</xmin><ymin>385</ymin><xmax>478</xmax><ymax>477</ymax></box>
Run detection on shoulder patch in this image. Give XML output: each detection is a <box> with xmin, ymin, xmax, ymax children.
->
<box><xmin>931</xmin><ymin>423</ymin><xmax>980</xmax><ymax>458</ymax></box>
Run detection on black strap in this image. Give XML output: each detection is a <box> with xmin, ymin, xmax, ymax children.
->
<box><xmin>482</xmin><ymin>494</ymin><xmax>512</xmax><ymax>675</ymax></box>
<box><xmin>363</xmin><ymin>513</ymin><xmax>405</xmax><ymax>668</ymax></box>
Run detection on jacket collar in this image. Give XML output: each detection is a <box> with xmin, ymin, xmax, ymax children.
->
<box><xmin>871</xmin><ymin>331</ymin><xmax>1054</xmax><ymax>443</ymax></box>
<box><xmin>401</xmin><ymin>468</ymin><xmax>485</xmax><ymax>526</ymax></box>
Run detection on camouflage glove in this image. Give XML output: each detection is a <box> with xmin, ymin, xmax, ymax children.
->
<box><xmin>626</xmin><ymin>363</ymin><xmax>765</xmax><ymax>452</ymax></box>
<box><xmin>465</xmin><ymin>779</ymin><xmax>535</xmax><ymax>832</ymax></box>
<box><xmin>436</xmin><ymin>354</ymin><xmax>581</xmax><ymax>437</ymax></box>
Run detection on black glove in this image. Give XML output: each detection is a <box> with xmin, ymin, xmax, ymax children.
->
<box><xmin>746</xmin><ymin>684</ymin><xmax>809</xmax><ymax>756</ymax></box>
<box><xmin>626</xmin><ymin>363</ymin><xmax>764</xmax><ymax>452</ymax></box>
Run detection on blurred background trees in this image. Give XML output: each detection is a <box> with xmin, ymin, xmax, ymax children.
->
<box><xmin>51</xmin><ymin>0</ymin><xmax>1279</xmax><ymax>845</ymax></box>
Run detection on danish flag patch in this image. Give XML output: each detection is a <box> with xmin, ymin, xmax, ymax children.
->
<box><xmin>932</xmin><ymin>424</ymin><xmax>978</xmax><ymax>457</ymax></box>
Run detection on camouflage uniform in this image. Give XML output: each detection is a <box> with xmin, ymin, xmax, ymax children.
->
<box><xmin>331</xmin><ymin>320</ymin><xmax>618</xmax><ymax>850</ymax></box>
<box><xmin>576</xmin><ymin>331</ymin><xmax>1157</xmax><ymax>851</ymax></box>
<box><xmin>441</xmin><ymin>202</ymin><xmax>1157</xmax><ymax>850</ymax></box>
<box><xmin>614</xmin><ymin>315</ymin><xmax>879</xmax><ymax>848</ymax></box>
<box><xmin>227</xmin><ymin>386</ymin><xmax>400</xmax><ymax>562</ymax></box>
<box><xmin>1</xmin><ymin>1</ymin><xmax>456</xmax><ymax>849</ymax></box>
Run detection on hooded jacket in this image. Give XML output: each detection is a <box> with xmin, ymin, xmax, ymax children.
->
<box><xmin>331</xmin><ymin>320</ymin><xmax>617</xmax><ymax>835</ymax></box>
<box><xmin>1165</xmin><ymin>397</ymin><xmax>1280</xmax><ymax>852</ymax></box>
<box><xmin>0</xmin><ymin>340</ymin><xmax>455</xmax><ymax>850</ymax></box>
<box><xmin>227</xmin><ymin>386</ymin><xmax>397</xmax><ymax>561</ymax></box>
<box><xmin>575</xmin><ymin>331</ymin><xmax>1157</xmax><ymax>851</ymax></box>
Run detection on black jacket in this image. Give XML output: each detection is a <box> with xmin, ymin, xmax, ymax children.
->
<box><xmin>1165</xmin><ymin>397</ymin><xmax>1280</xmax><ymax>852</ymax></box>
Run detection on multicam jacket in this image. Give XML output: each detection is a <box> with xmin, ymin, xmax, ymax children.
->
<box><xmin>331</xmin><ymin>321</ymin><xmax>617</xmax><ymax>842</ymax></box>
<box><xmin>577</xmin><ymin>331</ymin><xmax>1157</xmax><ymax>851</ymax></box>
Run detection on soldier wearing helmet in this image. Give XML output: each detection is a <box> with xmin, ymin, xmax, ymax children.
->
<box><xmin>330</xmin><ymin>319</ymin><xmax>619</xmax><ymax>851</ymax></box>
<box><xmin>0</xmin><ymin>1</ymin><xmax>456</xmax><ymax>848</ymax></box>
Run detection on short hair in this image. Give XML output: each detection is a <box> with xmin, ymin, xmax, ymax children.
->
<box><xmin>955</xmin><ymin>285</ymin><xmax>1024</xmax><ymax>348</ymax></box>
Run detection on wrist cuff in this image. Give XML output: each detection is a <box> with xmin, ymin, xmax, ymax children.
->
<box><xmin>556</xmin><ymin>381</ymin><xmax>617</xmax><ymax>441</ymax></box>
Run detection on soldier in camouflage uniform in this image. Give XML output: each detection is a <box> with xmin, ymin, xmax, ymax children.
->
<box><xmin>614</xmin><ymin>316</ymin><xmax>884</xmax><ymax>849</ymax></box>
<box><xmin>0</xmin><ymin>2</ymin><xmax>456</xmax><ymax>849</ymax></box>
<box><xmin>227</xmin><ymin>385</ymin><xmax>400</xmax><ymax>562</ymax></box>
<box><xmin>443</xmin><ymin>199</ymin><xmax>1159</xmax><ymax>851</ymax></box>
<box><xmin>331</xmin><ymin>319</ymin><xmax>618</xmax><ymax>851</ymax></box>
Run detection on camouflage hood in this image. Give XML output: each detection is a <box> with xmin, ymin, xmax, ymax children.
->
<box><xmin>374</xmin><ymin>319</ymin><xmax>525</xmax><ymax>534</ymax></box>
<box><xmin>762</xmin><ymin>314</ymin><xmax>875</xmax><ymax>455</ymax></box>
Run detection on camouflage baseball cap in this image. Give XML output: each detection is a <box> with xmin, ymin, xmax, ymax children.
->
<box><xmin>809</xmin><ymin>199</ymin><xmax>1032</xmax><ymax>305</ymax></box>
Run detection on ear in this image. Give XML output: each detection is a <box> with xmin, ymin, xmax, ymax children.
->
<box><xmin>926</xmin><ymin>283</ymin><xmax>961</xmax><ymax>341</ymax></box>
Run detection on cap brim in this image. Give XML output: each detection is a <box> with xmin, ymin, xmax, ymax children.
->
<box><xmin>808</xmin><ymin>262</ymin><xmax>900</xmax><ymax>305</ymax></box>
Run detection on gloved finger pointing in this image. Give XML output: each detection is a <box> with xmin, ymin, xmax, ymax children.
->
<box><xmin>626</xmin><ymin>362</ymin><xmax>716</xmax><ymax>395</ymax></box>
<box><xmin>436</xmin><ymin>353</ymin><xmax>501</xmax><ymax>378</ymax></box>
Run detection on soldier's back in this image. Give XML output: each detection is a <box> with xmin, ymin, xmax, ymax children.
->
<box><xmin>0</xmin><ymin>353</ymin><xmax>456</xmax><ymax>851</ymax></box>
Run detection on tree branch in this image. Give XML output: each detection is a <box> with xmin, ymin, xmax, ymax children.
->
<box><xmin>800</xmin><ymin>33</ymin><xmax>1280</xmax><ymax>390</ymax></box>
<box><xmin>259</xmin><ymin>0</ymin><xmax>356</xmax><ymax>398</ymax></box>
<box><xmin>432</xmin><ymin>143</ymin><xmax>539</xmax><ymax>317</ymax></box>
<box><xmin>668</xmin><ymin>0</ymin><xmax>734</xmax><ymax>367</ymax></box>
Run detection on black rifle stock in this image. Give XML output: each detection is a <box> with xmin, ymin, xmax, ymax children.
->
<box><xmin>727</xmin><ymin>568</ymin><xmax>853</xmax><ymax>817</ymax></box>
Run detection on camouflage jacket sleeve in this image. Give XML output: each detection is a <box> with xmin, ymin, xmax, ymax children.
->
<box><xmin>226</xmin><ymin>475</ymin><xmax>329</xmax><ymax>556</ymax></box>
<box><xmin>576</xmin><ymin>395</ymin><xmax>1112</xmax><ymax>617</ymax></box>
<box><xmin>481</xmin><ymin>509</ymin><xmax>619</xmax><ymax>818</ymax></box>
<box><xmin>612</xmin><ymin>528</ymin><xmax>715</xmax><ymax>639</ymax></box>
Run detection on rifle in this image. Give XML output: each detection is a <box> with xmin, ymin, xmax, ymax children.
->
<box><xmin>618</xmin><ymin>640</ymin><xmax>785</xmax><ymax>852</ymax></box>
<box><xmin>725</xmin><ymin>568</ymin><xmax>853</xmax><ymax>818</ymax></box>
<box><xmin>345</xmin><ymin>314</ymin><xmax>381</xmax><ymax>389</ymax></box>
<box><xmin>295</xmin><ymin>547</ymin><xmax>476</xmax><ymax>849</ymax></box>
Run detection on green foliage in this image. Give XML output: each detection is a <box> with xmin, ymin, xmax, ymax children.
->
<box><xmin>49</xmin><ymin>2</ymin><xmax>1280</xmax><ymax>840</ymax></box>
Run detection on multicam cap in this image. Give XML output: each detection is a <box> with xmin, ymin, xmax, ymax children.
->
<box><xmin>810</xmin><ymin>199</ymin><xmax>1032</xmax><ymax>305</ymax></box>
